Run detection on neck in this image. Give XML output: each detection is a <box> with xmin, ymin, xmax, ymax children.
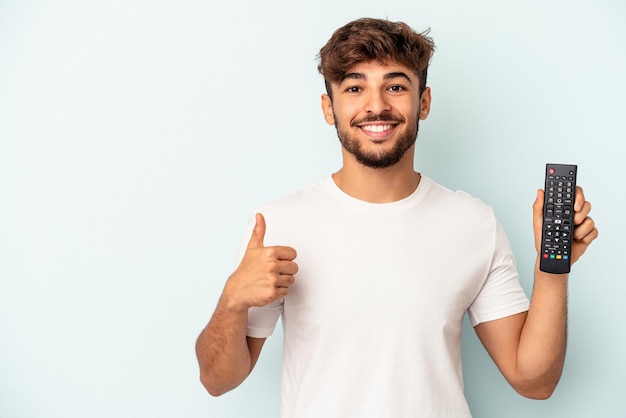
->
<box><xmin>332</xmin><ymin>145</ymin><xmax>421</xmax><ymax>203</ymax></box>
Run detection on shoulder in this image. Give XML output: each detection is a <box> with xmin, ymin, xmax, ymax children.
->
<box><xmin>251</xmin><ymin>177</ymin><xmax>336</xmax><ymax>234</ymax></box>
<box><xmin>422</xmin><ymin>176</ymin><xmax>495</xmax><ymax>219</ymax></box>
<box><xmin>257</xmin><ymin>177</ymin><xmax>334</xmax><ymax>214</ymax></box>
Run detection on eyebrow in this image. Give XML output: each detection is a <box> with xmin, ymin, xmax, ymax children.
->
<box><xmin>340</xmin><ymin>71</ymin><xmax>414</xmax><ymax>85</ymax></box>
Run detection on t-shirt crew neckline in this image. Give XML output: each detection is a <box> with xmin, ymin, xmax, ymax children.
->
<box><xmin>324</xmin><ymin>174</ymin><xmax>430</xmax><ymax>214</ymax></box>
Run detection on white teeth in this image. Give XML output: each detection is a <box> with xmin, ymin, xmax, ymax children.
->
<box><xmin>362</xmin><ymin>124</ymin><xmax>392</xmax><ymax>132</ymax></box>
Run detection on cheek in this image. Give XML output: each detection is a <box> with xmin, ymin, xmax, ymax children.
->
<box><xmin>406</xmin><ymin>103</ymin><xmax>423</xmax><ymax>121</ymax></box>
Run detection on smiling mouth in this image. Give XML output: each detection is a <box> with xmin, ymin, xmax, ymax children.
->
<box><xmin>359</xmin><ymin>124</ymin><xmax>396</xmax><ymax>133</ymax></box>
<box><xmin>353</xmin><ymin>113</ymin><xmax>404</xmax><ymax>136</ymax></box>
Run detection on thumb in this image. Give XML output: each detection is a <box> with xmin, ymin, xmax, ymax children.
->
<box><xmin>532</xmin><ymin>189</ymin><xmax>544</xmax><ymax>252</ymax></box>
<box><xmin>247</xmin><ymin>213</ymin><xmax>266</xmax><ymax>249</ymax></box>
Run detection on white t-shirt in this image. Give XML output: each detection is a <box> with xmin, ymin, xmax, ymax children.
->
<box><xmin>243</xmin><ymin>176</ymin><xmax>530</xmax><ymax>418</ymax></box>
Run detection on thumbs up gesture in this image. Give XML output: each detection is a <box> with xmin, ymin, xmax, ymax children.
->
<box><xmin>222</xmin><ymin>213</ymin><xmax>298</xmax><ymax>310</ymax></box>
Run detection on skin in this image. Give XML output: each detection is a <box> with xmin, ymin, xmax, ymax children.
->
<box><xmin>195</xmin><ymin>212</ymin><xmax>296</xmax><ymax>396</ymax></box>
<box><xmin>475</xmin><ymin>188</ymin><xmax>596</xmax><ymax>399</ymax></box>
<box><xmin>321</xmin><ymin>62</ymin><xmax>431</xmax><ymax>203</ymax></box>
<box><xmin>195</xmin><ymin>60</ymin><xmax>598</xmax><ymax>399</ymax></box>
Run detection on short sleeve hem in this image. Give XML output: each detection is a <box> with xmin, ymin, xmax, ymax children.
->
<box><xmin>246</xmin><ymin>325</ymin><xmax>277</xmax><ymax>338</ymax></box>
<box><xmin>468</xmin><ymin>300</ymin><xmax>530</xmax><ymax>327</ymax></box>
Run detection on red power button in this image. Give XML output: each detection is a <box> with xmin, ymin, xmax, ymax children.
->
<box><xmin>549</xmin><ymin>168</ymin><xmax>555</xmax><ymax>174</ymax></box>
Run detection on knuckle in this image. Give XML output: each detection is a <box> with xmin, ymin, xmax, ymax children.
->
<box><xmin>261</xmin><ymin>287</ymin><xmax>278</xmax><ymax>302</ymax></box>
<box><xmin>261</xmin><ymin>246</ymin><xmax>276</xmax><ymax>258</ymax></box>
<box><xmin>260</xmin><ymin>271</ymin><xmax>278</xmax><ymax>285</ymax></box>
<box><xmin>265</xmin><ymin>260</ymin><xmax>279</xmax><ymax>273</ymax></box>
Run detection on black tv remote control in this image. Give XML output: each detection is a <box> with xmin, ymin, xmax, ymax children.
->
<box><xmin>539</xmin><ymin>164</ymin><xmax>577</xmax><ymax>274</ymax></box>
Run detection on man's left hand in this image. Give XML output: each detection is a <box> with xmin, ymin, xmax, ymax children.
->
<box><xmin>533</xmin><ymin>186</ymin><xmax>599</xmax><ymax>266</ymax></box>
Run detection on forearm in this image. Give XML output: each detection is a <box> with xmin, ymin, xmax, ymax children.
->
<box><xmin>481</xmin><ymin>186</ymin><xmax>596</xmax><ymax>399</ymax></box>
<box><xmin>516</xmin><ymin>259</ymin><xmax>568</xmax><ymax>397</ymax></box>
<box><xmin>195</xmin><ymin>213</ymin><xmax>296</xmax><ymax>396</ymax></box>
<box><xmin>195</xmin><ymin>296</ymin><xmax>252</xmax><ymax>396</ymax></box>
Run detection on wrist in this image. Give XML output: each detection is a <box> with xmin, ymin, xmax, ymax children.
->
<box><xmin>219</xmin><ymin>284</ymin><xmax>251</xmax><ymax>314</ymax></box>
<box><xmin>534</xmin><ymin>258</ymin><xmax>569</xmax><ymax>285</ymax></box>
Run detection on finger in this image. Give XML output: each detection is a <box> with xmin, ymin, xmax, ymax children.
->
<box><xmin>577</xmin><ymin>225</ymin><xmax>599</xmax><ymax>245</ymax></box>
<box><xmin>574</xmin><ymin>186</ymin><xmax>585</xmax><ymax>212</ymax></box>
<box><xmin>277</xmin><ymin>259</ymin><xmax>299</xmax><ymax>276</ymax></box>
<box><xmin>276</xmin><ymin>274</ymin><xmax>296</xmax><ymax>289</ymax></box>
<box><xmin>570</xmin><ymin>219</ymin><xmax>599</xmax><ymax>265</ymax></box>
<box><xmin>247</xmin><ymin>213</ymin><xmax>266</xmax><ymax>249</ymax></box>
<box><xmin>573</xmin><ymin>216</ymin><xmax>597</xmax><ymax>241</ymax></box>
<box><xmin>273</xmin><ymin>286</ymin><xmax>291</xmax><ymax>299</ymax></box>
<box><xmin>573</xmin><ymin>201</ymin><xmax>591</xmax><ymax>226</ymax></box>
<box><xmin>532</xmin><ymin>189</ymin><xmax>544</xmax><ymax>251</ymax></box>
<box><xmin>272</xmin><ymin>245</ymin><xmax>298</xmax><ymax>261</ymax></box>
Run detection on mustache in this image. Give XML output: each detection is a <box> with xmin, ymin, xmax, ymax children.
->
<box><xmin>350</xmin><ymin>112</ymin><xmax>405</xmax><ymax>127</ymax></box>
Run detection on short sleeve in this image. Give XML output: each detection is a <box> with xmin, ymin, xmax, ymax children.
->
<box><xmin>467</xmin><ymin>221</ymin><xmax>530</xmax><ymax>326</ymax></box>
<box><xmin>247</xmin><ymin>301</ymin><xmax>283</xmax><ymax>338</ymax></box>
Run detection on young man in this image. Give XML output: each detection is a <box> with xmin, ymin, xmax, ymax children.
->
<box><xmin>196</xmin><ymin>18</ymin><xmax>598</xmax><ymax>417</ymax></box>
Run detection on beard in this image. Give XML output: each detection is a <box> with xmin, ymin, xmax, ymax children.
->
<box><xmin>335</xmin><ymin>110</ymin><xmax>419</xmax><ymax>169</ymax></box>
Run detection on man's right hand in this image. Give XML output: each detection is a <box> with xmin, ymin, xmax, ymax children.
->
<box><xmin>222</xmin><ymin>213</ymin><xmax>298</xmax><ymax>310</ymax></box>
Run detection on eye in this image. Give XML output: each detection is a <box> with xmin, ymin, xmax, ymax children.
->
<box><xmin>345</xmin><ymin>86</ymin><xmax>362</xmax><ymax>93</ymax></box>
<box><xmin>388</xmin><ymin>84</ymin><xmax>407</xmax><ymax>92</ymax></box>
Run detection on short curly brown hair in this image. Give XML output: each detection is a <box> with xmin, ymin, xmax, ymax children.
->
<box><xmin>317</xmin><ymin>18</ymin><xmax>435</xmax><ymax>98</ymax></box>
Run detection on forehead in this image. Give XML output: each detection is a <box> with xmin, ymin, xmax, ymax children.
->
<box><xmin>340</xmin><ymin>60</ymin><xmax>419</xmax><ymax>84</ymax></box>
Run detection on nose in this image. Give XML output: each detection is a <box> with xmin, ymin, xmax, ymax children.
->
<box><xmin>364</xmin><ymin>90</ymin><xmax>391</xmax><ymax>114</ymax></box>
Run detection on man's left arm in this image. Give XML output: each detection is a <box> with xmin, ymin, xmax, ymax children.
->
<box><xmin>474</xmin><ymin>186</ymin><xmax>598</xmax><ymax>399</ymax></box>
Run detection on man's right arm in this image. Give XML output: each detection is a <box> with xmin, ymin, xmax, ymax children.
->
<box><xmin>195</xmin><ymin>213</ymin><xmax>297</xmax><ymax>396</ymax></box>
<box><xmin>195</xmin><ymin>298</ymin><xmax>266</xmax><ymax>396</ymax></box>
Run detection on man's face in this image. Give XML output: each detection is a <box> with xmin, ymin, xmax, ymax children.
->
<box><xmin>321</xmin><ymin>61</ymin><xmax>431</xmax><ymax>169</ymax></box>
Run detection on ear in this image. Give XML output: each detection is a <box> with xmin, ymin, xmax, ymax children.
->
<box><xmin>321</xmin><ymin>94</ymin><xmax>335</xmax><ymax>125</ymax></box>
<box><xmin>419</xmin><ymin>87</ymin><xmax>432</xmax><ymax>120</ymax></box>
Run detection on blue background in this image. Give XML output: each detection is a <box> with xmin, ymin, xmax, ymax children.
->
<box><xmin>1</xmin><ymin>0</ymin><xmax>624</xmax><ymax>416</ymax></box>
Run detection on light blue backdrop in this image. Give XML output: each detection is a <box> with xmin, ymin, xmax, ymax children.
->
<box><xmin>1</xmin><ymin>0</ymin><xmax>624</xmax><ymax>417</ymax></box>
